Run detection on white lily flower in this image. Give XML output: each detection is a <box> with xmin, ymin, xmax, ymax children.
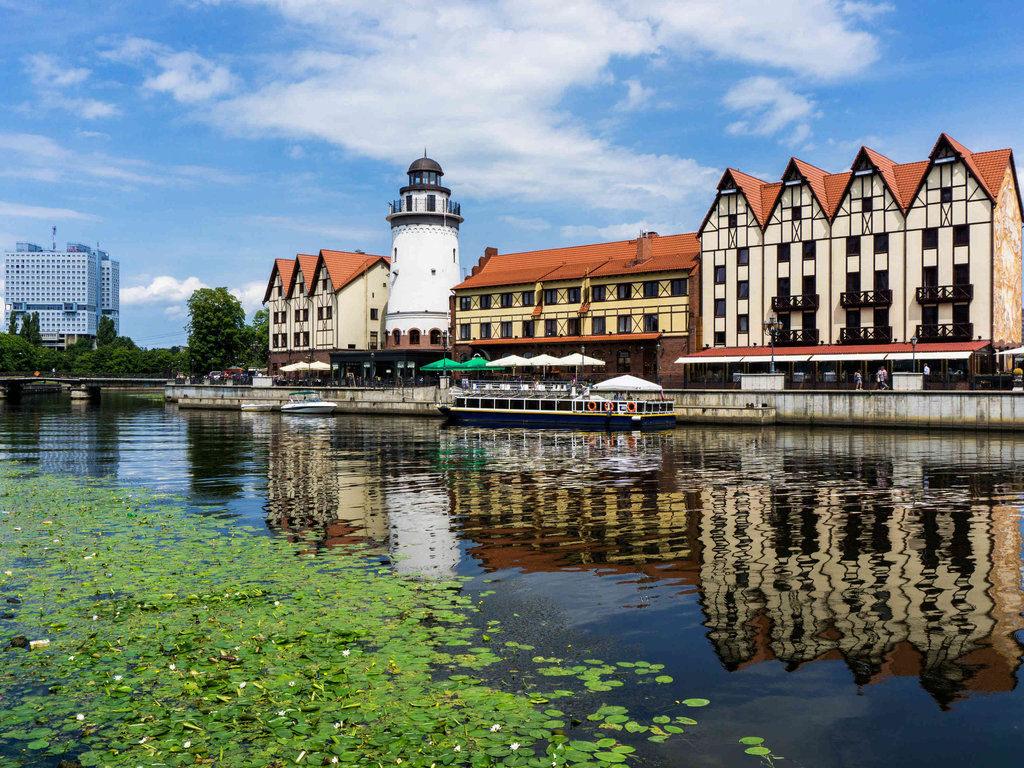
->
<box><xmin>510</xmin><ymin>742</ymin><xmax>520</xmax><ymax>751</ymax></box>
<box><xmin>76</xmin><ymin>714</ymin><xmax>85</xmax><ymax>721</ymax></box>
<box><xmin>114</xmin><ymin>675</ymin><xmax>123</xmax><ymax>681</ymax></box>
<box><xmin>490</xmin><ymin>724</ymin><xmax>501</xmax><ymax>732</ymax></box>
<box><xmin>168</xmin><ymin>664</ymin><xmax>176</xmax><ymax>671</ymax></box>
<box><xmin>342</xmin><ymin>649</ymin><xmax>350</xmax><ymax>657</ymax></box>
<box><xmin>183</xmin><ymin>740</ymin><xmax>191</xmax><ymax>749</ymax></box>
<box><xmin>453</xmin><ymin>745</ymin><xmax>461</xmax><ymax>753</ymax></box>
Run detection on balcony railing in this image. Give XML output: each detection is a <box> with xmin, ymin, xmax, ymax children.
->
<box><xmin>771</xmin><ymin>328</ymin><xmax>819</xmax><ymax>345</ymax></box>
<box><xmin>388</xmin><ymin>198</ymin><xmax>461</xmax><ymax>216</ymax></box>
<box><xmin>915</xmin><ymin>322</ymin><xmax>974</xmax><ymax>341</ymax></box>
<box><xmin>839</xmin><ymin>325</ymin><xmax>892</xmax><ymax>344</ymax></box>
<box><xmin>840</xmin><ymin>289</ymin><xmax>892</xmax><ymax>308</ymax></box>
<box><xmin>771</xmin><ymin>293</ymin><xmax>819</xmax><ymax>312</ymax></box>
<box><xmin>915</xmin><ymin>284</ymin><xmax>974</xmax><ymax>303</ymax></box>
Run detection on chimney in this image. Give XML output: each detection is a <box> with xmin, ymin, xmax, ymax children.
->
<box><xmin>633</xmin><ymin>233</ymin><xmax>653</xmax><ymax>265</ymax></box>
<box><xmin>471</xmin><ymin>247</ymin><xmax>497</xmax><ymax>276</ymax></box>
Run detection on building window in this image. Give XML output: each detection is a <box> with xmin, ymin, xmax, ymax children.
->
<box><xmin>737</xmin><ymin>280</ymin><xmax>749</xmax><ymax>299</ymax></box>
<box><xmin>953</xmin><ymin>303</ymin><xmax>970</xmax><ymax>325</ymax></box>
<box><xmin>953</xmin><ymin>224</ymin><xmax>970</xmax><ymax>247</ymax></box>
<box><xmin>522</xmin><ymin>290</ymin><xmax>535</xmax><ymax>305</ymax></box>
<box><xmin>940</xmin><ymin>186</ymin><xmax>953</xmax><ymax>203</ymax></box>
<box><xmin>478</xmin><ymin>323</ymin><xmax>490</xmax><ymax>339</ymax></box>
<box><xmin>617</xmin><ymin>283</ymin><xmax>632</xmax><ymax>300</ymax></box>
<box><xmin>459</xmin><ymin>296</ymin><xmax>472</xmax><ymax>311</ymax></box>
<box><xmin>294</xmin><ymin>308</ymin><xmax>302</xmax><ymax>322</ymax></box>
<box><xmin>802</xmin><ymin>311</ymin><xmax>816</xmax><ymax>330</ymax></box>
<box><xmin>368</xmin><ymin>331</ymin><xmax>377</xmax><ymax>349</ymax></box>
<box><xmin>802</xmin><ymin>241</ymin><xmax>816</xmax><ymax>260</ymax></box>
<box><xmin>545</xmin><ymin>319</ymin><xmax>557</xmax><ymax>336</ymax></box>
<box><xmin>874</xmin><ymin>233</ymin><xmax>888</xmax><ymax>254</ymax></box>
<box><xmin>670</xmin><ymin>278</ymin><xmax>687</xmax><ymax>296</ymax></box>
<box><xmin>543</xmin><ymin>289</ymin><xmax>559</xmax><ymax>305</ymax></box>
<box><xmin>522</xmin><ymin>320</ymin><xmax>534</xmax><ymax>337</ymax></box>
<box><xmin>369</xmin><ymin>308</ymin><xmax>377</xmax><ymax>320</ymax></box>
<box><xmin>592</xmin><ymin>285</ymin><xmax>606</xmax><ymax>301</ymax></box>
<box><xmin>777</xmin><ymin>277</ymin><xmax>790</xmax><ymax>297</ymax></box>
<box><xmin>874</xmin><ymin>270</ymin><xmax>888</xmax><ymax>291</ymax></box>
<box><xmin>737</xmin><ymin>314</ymin><xmax>749</xmax><ymax>333</ymax></box>
<box><xmin>643</xmin><ymin>281</ymin><xmax>659</xmax><ymax>298</ymax></box>
<box><xmin>407</xmin><ymin>329</ymin><xmax>419</xmax><ymax>344</ymax></box>
<box><xmin>953</xmin><ymin>264</ymin><xmax>970</xmax><ymax>285</ymax></box>
<box><xmin>500</xmin><ymin>292</ymin><xmax>513</xmax><ymax>307</ymax></box>
<box><xmin>500</xmin><ymin>321</ymin><xmax>513</xmax><ymax>338</ymax></box>
<box><xmin>617</xmin><ymin>349</ymin><xmax>631</xmax><ymax>372</ymax></box>
<box><xmin>460</xmin><ymin>323</ymin><xmax>471</xmax><ymax>340</ymax></box>
<box><xmin>714</xmin><ymin>299</ymin><xmax>726</xmax><ymax>317</ymax></box>
<box><xmin>567</xmin><ymin>318</ymin><xmax>581</xmax><ymax>335</ymax></box>
<box><xmin>922</xmin><ymin>305</ymin><xmax>938</xmax><ymax>325</ymax></box>
<box><xmin>791</xmin><ymin>205</ymin><xmax>803</xmax><ymax>220</ymax></box>
<box><xmin>923</xmin><ymin>227</ymin><xmax>938</xmax><ymax>250</ymax></box>
<box><xmin>738</xmin><ymin>247</ymin><xmax>749</xmax><ymax>266</ymax></box>
<box><xmin>426</xmin><ymin>194</ymin><xmax>436</xmax><ymax>212</ymax></box>
<box><xmin>617</xmin><ymin>315</ymin><xmax>631</xmax><ymax>333</ymax></box>
<box><xmin>393</xmin><ymin>329</ymin><xmax>401</xmax><ymax>345</ymax></box>
<box><xmin>862</xmin><ymin>196</ymin><xmax>873</xmax><ymax>212</ymax></box>
<box><xmin>479</xmin><ymin>294</ymin><xmax>492</xmax><ymax>309</ymax></box>
<box><xmin>592</xmin><ymin>316</ymin><xmax>606</xmax><ymax>334</ymax></box>
<box><xmin>728</xmin><ymin>213</ymin><xmax>737</xmax><ymax>228</ymax></box>
<box><xmin>643</xmin><ymin>314</ymin><xmax>659</xmax><ymax>332</ymax></box>
<box><xmin>922</xmin><ymin>266</ymin><xmax>938</xmax><ymax>287</ymax></box>
<box><xmin>567</xmin><ymin>286</ymin><xmax>581</xmax><ymax>303</ymax></box>
<box><xmin>714</xmin><ymin>266</ymin><xmax>726</xmax><ymax>284</ymax></box>
<box><xmin>778</xmin><ymin>243</ymin><xmax>790</xmax><ymax>263</ymax></box>
<box><xmin>846</xmin><ymin>309</ymin><xmax>860</xmax><ymax>328</ymax></box>
<box><xmin>846</xmin><ymin>272</ymin><xmax>860</xmax><ymax>292</ymax></box>
<box><xmin>714</xmin><ymin>330</ymin><xmax>726</xmax><ymax>346</ymax></box>
<box><xmin>430</xmin><ymin>329</ymin><xmax>442</xmax><ymax>345</ymax></box>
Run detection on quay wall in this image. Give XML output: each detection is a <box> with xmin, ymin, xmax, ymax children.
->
<box><xmin>667</xmin><ymin>389</ymin><xmax>1024</xmax><ymax>431</ymax></box>
<box><xmin>165</xmin><ymin>384</ymin><xmax>444</xmax><ymax>417</ymax></box>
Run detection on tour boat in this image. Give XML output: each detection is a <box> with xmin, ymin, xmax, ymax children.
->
<box><xmin>437</xmin><ymin>375</ymin><xmax>675</xmax><ymax>431</ymax></box>
<box><xmin>280</xmin><ymin>391</ymin><xmax>337</xmax><ymax>415</ymax></box>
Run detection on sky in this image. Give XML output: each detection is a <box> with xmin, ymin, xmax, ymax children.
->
<box><xmin>1</xmin><ymin>0</ymin><xmax>1023</xmax><ymax>347</ymax></box>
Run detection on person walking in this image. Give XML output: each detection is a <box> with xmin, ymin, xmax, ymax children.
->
<box><xmin>876</xmin><ymin>366</ymin><xmax>889</xmax><ymax>390</ymax></box>
<box><xmin>854</xmin><ymin>370</ymin><xmax>863</xmax><ymax>391</ymax></box>
<box><xmin>922</xmin><ymin>363</ymin><xmax>930</xmax><ymax>384</ymax></box>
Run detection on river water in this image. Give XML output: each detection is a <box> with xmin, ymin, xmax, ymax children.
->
<box><xmin>2</xmin><ymin>393</ymin><xmax>1023</xmax><ymax>767</ymax></box>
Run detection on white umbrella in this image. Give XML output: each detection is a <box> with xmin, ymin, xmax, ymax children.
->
<box><xmin>308</xmin><ymin>360</ymin><xmax>331</xmax><ymax>371</ymax></box>
<box><xmin>488</xmin><ymin>354</ymin><xmax>533</xmax><ymax>367</ymax></box>
<box><xmin>554</xmin><ymin>353</ymin><xmax>605</xmax><ymax>367</ymax></box>
<box><xmin>591</xmin><ymin>374</ymin><xmax>663</xmax><ymax>392</ymax></box>
<box><xmin>525</xmin><ymin>354</ymin><xmax>563</xmax><ymax>366</ymax></box>
<box><xmin>279</xmin><ymin>361</ymin><xmax>310</xmax><ymax>373</ymax></box>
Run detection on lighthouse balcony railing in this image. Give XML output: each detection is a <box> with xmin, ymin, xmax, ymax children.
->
<box><xmin>389</xmin><ymin>199</ymin><xmax>461</xmax><ymax>216</ymax></box>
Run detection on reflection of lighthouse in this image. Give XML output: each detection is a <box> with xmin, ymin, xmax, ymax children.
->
<box><xmin>385</xmin><ymin>155</ymin><xmax>462</xmax><ymax>351</ymax></box>
<box><xmin>387</xmin><ymin>475</ymin><xmax>459</xmax><ymax>579</ymax></box>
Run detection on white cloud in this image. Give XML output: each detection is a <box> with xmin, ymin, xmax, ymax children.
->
<box><xmin>723</xmin><ymin>76</ymin><xmax>819</xmax><ymax>143</ymax></box>
<box><xmin>0</xmin><ymin>200</ymin><xmax>98</xmax><ymax>221</ymax></box>
<box><xmin>501</xmin><ymin>215</ymin><xmax>551</xmax><ymax>232</ymax></box>
<box><xmin>229</xmin><ymin>280</ymin><xmax>269</xmax><ymax>313</ymax></box>
<box><xmin>559</xmin><ymin>220</ymin><xmax>675</xmax><ymax>241</ymax></box>
<box><xmin>614</xmin><ymin>79</ymin><xmax>654</xmax><ymax>112</ymax></box>
<box><xmin>104</xmin><ymin>37</ymin><xmax>235</xmax><ymax>103</ymax></box>
<box><xmin>840</xmin><ymin>1</ymin><xmax>895</xmax><ymax>21</ymax></box>
<box><xmin>22</xmin><ymin>54</ymin><xmax>120</xmax><ymax>120</ymax></box>
<box><xmin>121</xmin><ymin>275</ymin><xmax>208</xmax><ymax>306</ymax></box>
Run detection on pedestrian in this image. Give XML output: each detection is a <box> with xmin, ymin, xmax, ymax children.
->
<box><xmin>876</xmin><ymin>366</ymin><xmax>888</xmax><ymax>390</ymax></box>
<box><xmin>854</xmin><ymin>370</ymin><xmax>863</xmax><ymax>390</ymax></box>
<box><xmin>923</xmin><ymin>363</ymin><xmax>930</xmax><ymax>382</ymax></box>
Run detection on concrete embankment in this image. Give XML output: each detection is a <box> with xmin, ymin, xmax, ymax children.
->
<box><xmin>165</xmin><ymin>383</ymin><xmax>446</xmax><ymax>417</ymax></box>
<box><xmin>667</xmin><ymin>389</ymin><xmax>1024</xmax><ymax>431</ymax></box>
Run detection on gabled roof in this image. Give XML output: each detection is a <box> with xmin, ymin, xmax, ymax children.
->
<box><xmin>892</xmin><ymin>161</ymin><xmax>930</xmax><ymax>210</ymax></box>
<box><xmin>263</xmin><ymin>258</ymin><xmax>297</xmax><ymax>304</ymax></box>
<box><xmin>285</xmin><ymin>253</ymin><xmax>319</xmax><ymax>298</ymax></box>
<box><xmin>453</xmin><ymin>233</ymin><xmax>698</xmax><ymax>291</ymax></box>
<box><xmin>316</xmin><ymin>249</ymin><xmax>389</xmax><ymax>292</ymax></box>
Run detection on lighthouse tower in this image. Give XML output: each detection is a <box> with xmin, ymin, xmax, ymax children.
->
<box><xmin>385</xmin><ymin>155</ymin><xmax>462</xmax><ymax>351</ymax></box>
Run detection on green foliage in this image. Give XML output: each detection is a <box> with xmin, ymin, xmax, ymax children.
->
<box><xmin>186</xmin><ymin>287</ymin><xmax>245</xmax><ymax>374</ymax></box>
<box><xmin>239</xmin><ymin>308</ymin><xmax>269</xmax><ymax>369</ymax></box>
<box><xmin>96</xmin><ymin>316</ymin><xmax>117</xmax><ymax>347</ymax></box>
<box><xmin>0</xmin><ymin>333</ymin><xmax>37</xmax><ymax>371</ymax></box>
<box><xmin>6</xmin><ymin>312</ymin><xmax>17</xmax><ymax>335</ymax></box>
<box><xmin>0</xmin><ymin>467</ymin><xmax>708</xmax><ymax>767</ymax></box>
<box><xmin>17</xmin><ymin>312</ymin><xmax>42</xmax><ymax>346</ymax></box>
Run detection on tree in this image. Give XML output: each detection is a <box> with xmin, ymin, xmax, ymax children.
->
<box><xmin>97</xmin><ymin>315</ymin><xmax>117</xmax><ymax>347</ymax></box>
<box><xmin>18</xmin><ymin>312</ymin><xmax>42</xmax><ymax>346</ymax></box>
<box><xmin>240</xmin><ymin>308</ymin><xmax>269</xmax><ymax>368</ymax></box>
<box><xmin>186</xmin><ymin>287</ymin><xmax>245</xmax><ymax>374</ymax></box>
<box><xmin>7</xmin><ymin>313</ymin><xmax>18</xmax><ymax>335</ymax></box>
<box><xmin>0</xmin><ymin>333</ymin><xmax>37</xmax><ymax>372</ymax></box>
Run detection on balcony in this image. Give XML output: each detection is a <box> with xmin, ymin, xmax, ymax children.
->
<box><xmin>771</xmin><ymin>293</ymin><xmax>819</xmax><ymax>312</ymax></box>
<box><xmin>840</xmin><ymin>289</ymin><xmax>892</xmax><ymax>308</ymax></box>
<box><xmin>915</xmin><ymin>284</ymin><xmax>974</xmax><ymax>304</ymax></box>
<box><xmin>915</xmin><ymin>322</ymin><xmax>974</xmax><ymax>342</ymax></box>
<box><xmin>771</xmin><ymin>328</ymin><xmax>819</xmax><ymax>345</ymax></box>
<box><xmin>387</xmin><ymin>197</ymin><xmax>462</xmax><ymax>218</ymax></box>
<box><xmin>840</xmin><ymin>326</ymin><xmax>892</xmax><ymax>344</ymax></box>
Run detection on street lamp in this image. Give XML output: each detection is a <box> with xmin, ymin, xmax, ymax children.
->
<box><xmin>910</xmin><ymin>334</ymin><xmax>918</xmax><ymax>372</ymax></box>
<box><xmin>655</xmin><ymin>341</ymin><xmax>662</xmax><ymax>384</ymax></box>
<box><xmin>763</xmin><ymin>312</ymin><xmax>781</xmax><ymax>373</ymax></box>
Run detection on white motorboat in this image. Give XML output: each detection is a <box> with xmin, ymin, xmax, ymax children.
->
<box><xmin>280</xmin><ymin>391</ymin><xmax>337</xmax><ymax>415</ymax></box>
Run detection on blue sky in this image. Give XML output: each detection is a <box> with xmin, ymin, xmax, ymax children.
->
<box><xmin>1</xmin><ymin>0</ymin><xmax>1023</xmax><ymax>346</ymax></box>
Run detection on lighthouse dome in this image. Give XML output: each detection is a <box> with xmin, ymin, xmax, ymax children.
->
<box><xmin>407</xmin><ymin>156</ymin><xmax>443</xmax><ymax>175</ymax></box>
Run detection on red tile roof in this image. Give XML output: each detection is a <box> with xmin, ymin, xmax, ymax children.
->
<box><xmin>470</xmin><ymin>332</ymin><xmax>663</xmax><ymax>346</ymax></box>
<box><xmin>264</xmin><ymin>250</ymin><xmax>386</xmax><ymax>303</ymax></box>
<box><xmin>263</xmin><ymin>257</ymin><xmax>297</xmax><ymax>303</ymax></box>
<box><xmin>892</xmin><ymin>161</ymin><xmax>930</xmax><ymax>209</ymax></box>
<box><xmin>682</xmin><ymin>340</ymin><xmax>989</xmax><ymax>360</ymax></box>
<box><xmin>454</xmin><ymin>233</ymin><xmax>698</xmax><ymax>290</ymax></box>
<box><xmin>317</xmin><ymin>249</ymin><xmax>389</xmax><ymax>292</ymax></box>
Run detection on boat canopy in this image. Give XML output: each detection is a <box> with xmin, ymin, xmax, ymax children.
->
<box><xmin>591</xmin><ymin>375</ymin><xmax>663</xmax><ymax>392</ymax></box>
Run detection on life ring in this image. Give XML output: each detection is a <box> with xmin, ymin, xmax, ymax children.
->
<box><xmin>626</xmin><ymin>401</ymin><xmax>637</xmax><ymax>413</ymax></box>
<box><xmin>604</xmin><ymin>401</ymin><xmax>613</xmax><ymax>412</ymax></box>
<box><xmin>586</xmin><ymin>400</ymin><xmax>597</xmax><ymax>412</ymax></box>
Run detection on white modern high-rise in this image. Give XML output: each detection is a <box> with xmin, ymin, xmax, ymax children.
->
<box><xmin>4</xmin><ymin>241</ymin><xmax>120</xmax><ymax>347</ymax></box>
<box><xmin>385</xmin><ymin>155</ymin><xmax>462</xmax><ymax>351</ymax></box>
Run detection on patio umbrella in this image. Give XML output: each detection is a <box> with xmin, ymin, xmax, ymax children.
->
<box><xmin>525</xmin><ymin>353</ymin><xmax>562</xmax><ymax>366</ymax></box>
<box><xmin>279</xmin><ymin>361</ymin><xmax>310</xmax><ymax>373</ymax></box>
<box><xmin>554</xmin><ymin>353</ymin><xmax>605</xmax><ymax>367</ymax></box>
<box><xmin>308</xmin><ymin>361</ymin><xmax>331</xmax><ymax>371</ymax></box>
<box><xmin>460</xmin><ymin>356</ymin><xmax>499</xmax><ymax>371</ymax></box>
<box><xmin>421</xmin><ymin>357</ymin><xmax>463</xmax><ymax>372</ymax></box>
<box><xmin>488</xmin><ymin>354</ymin><xmax>532</xmax><ymax>367</ymax></box>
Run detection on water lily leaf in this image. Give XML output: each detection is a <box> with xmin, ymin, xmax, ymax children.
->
<box><xmin>745</xmin><ymin>746</ymin><xmax>772</xmax><ymax>756</ymax></box>
<box><xmin>682</xmin><ymin>698</ymin><xmax>710</xmax><ymax>707</ymax></box>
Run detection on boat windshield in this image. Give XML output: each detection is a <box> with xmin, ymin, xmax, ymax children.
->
<box><xmin>287</xmin><ymin>391</ymin><xmax>320</xmax><ymax>402</ymax></box>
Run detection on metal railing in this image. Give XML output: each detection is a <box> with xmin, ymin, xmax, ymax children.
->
<box><xmin>915</xmin><ymin>322</ymin><xmax>974</xmax><ymax>341</ymax></box>
<box><xmin>840</xmin><ymin>289</ymin><xmax>892</xmax><ymax>308</ymax></box>
<box><xmin>772</xmin><ymin>328</ymin><xmax>819</xmax><ymax>345</ymax></box>
<box><xmin>839</xmin><ymin>325</ymin><xmax>892</xmax><ymax>344</ymax></box>
<box><xmin>915</xmin><ymin>284</ymin><xmax>973</xmax><ymax>303</ymax></box>
<box><xmin>771</xmin><ymin>293</ymin><xmax>819</xmax><ymax>312</ymax></box>
<box><xmin>388</xmin><ymin>198</ymin><xmax>461</xmax><ymax>216</ymax></box>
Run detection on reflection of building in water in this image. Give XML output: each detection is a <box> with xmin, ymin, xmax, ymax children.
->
<box><xmin>387</xmin><ymin>477</ymin><xmax>459</xmax><ymax>579</ymax></box>
<box><xmin>696</xmin><ymin>429</ymin><xmax>1024</xmax><ymax>708</ymax></box>
<box><xmin>443</xmin><ymin>429</ymin><xmax>701</xmax><ymax>580</ymax></box>
<box><xmin>21</xmin><ymin>411</ymin><xmax>119</xmax><ymax>477</ymax></box>
<box><xmin>265</xmin><ymin>424</ymin><xmax>387</xmax><ymax>551</ymax></box>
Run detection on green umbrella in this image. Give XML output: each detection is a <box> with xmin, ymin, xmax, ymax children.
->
<box><xmin>421</xmin><ymin>357</ymin><xmax>463</xmax><ymax>372</ymax></box>
<box><xmin>461</xmin><ymin>356</ymin><xmax>502</xmax><ymax>370</ymax></box>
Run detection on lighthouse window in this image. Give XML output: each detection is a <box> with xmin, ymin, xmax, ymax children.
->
<box><xmin>393</xmin><ymin>248</ymin><xmax>397</xmax><ymax>262</ymax></box>
<box><xmin>427</xmin><ymin>194</ymin><xmax>436</xmax><ymax>212</ymax></box>
<box><xmin>409</xmin><ymin>329</ymin><xmax>421</xmax><ymax>344</ymax></box>
<box><xmin>405</xmin><ymin>195</ymin><xmax>412</xmax><ymax>211</ymax></box>
<box><xmin>393</xmin><ymin>329</ymin><xmax>401</xmax><ymax>345</ymax></box>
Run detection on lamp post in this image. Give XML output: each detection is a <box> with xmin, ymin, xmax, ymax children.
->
<box><xmin>655</xmin><ymin>341</ymin><xmax>662</xmax><ymax>384</ymax></box>
<box><xmin>910</xmin><ymin>334</ymin><xmax>918</xmax><ymax>373</ymax></box>
<box><xmin>579</xmin><ymin>344</ymin><xmax>585</xmax><ymax>384</ymax></box>
<box><xmin>763</xmin><ymin>312</ymin><xmax>781</xmax><ymax>373</ymax></box>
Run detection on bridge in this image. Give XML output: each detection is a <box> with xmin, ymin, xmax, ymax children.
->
<box><xmin>0</xmin><ymin>376</ymin><xmax>166</xmax><ymax>401</ymax></box>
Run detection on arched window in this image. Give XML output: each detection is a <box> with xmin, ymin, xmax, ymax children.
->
<box><xmin>392</xmin><ymin>329</ymin><xmax>401</xmax><ymax>345</ymax></box>
<box><xmin>429</xmin><ymin>329</ymin><xmax>442</xmax><ymax>345</ymax></box>
<box><xmin>409</xmin><ymin>329</ymin><xmax>421</xmax><ymax>345</ymax></box>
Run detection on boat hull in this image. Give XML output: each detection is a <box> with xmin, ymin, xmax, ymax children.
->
<box><xmin>240</xmin><ymin>403</ymin><xmax>275</xmax><ymax>412</ymax></box>
<box><xmin>437</xmin><ymin>406</ymin><xmax>675</xmax><ymax>431</ymax></box>
<box><xmin>281</xmin><ymin>403</ymin><xmax>337</xmax><ymax>415</ymax></box>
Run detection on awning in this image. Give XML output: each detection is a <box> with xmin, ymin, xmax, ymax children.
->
<box><xmin>810</xmin><ymin>352</ymin><xmax>889</xmax><ymax>362</ymax></box>
<box><xmin>767</xmin><ymin>354</ymin><xmax>813</xmax><ymax>363</ymax></box>
<box><xmin>887</xmin><ymin>350</ymin><xmax>972</xmax><ymax>361</ymax></box>
<box><xmin>674</xmin><ymin>356</ymin><xmax>746</xmax><ymax>364</ymax></box>
<box><xmin>996</xmin><ymin>346</ymin><xmax>1024</xmax><ymax>356</ymax></box>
